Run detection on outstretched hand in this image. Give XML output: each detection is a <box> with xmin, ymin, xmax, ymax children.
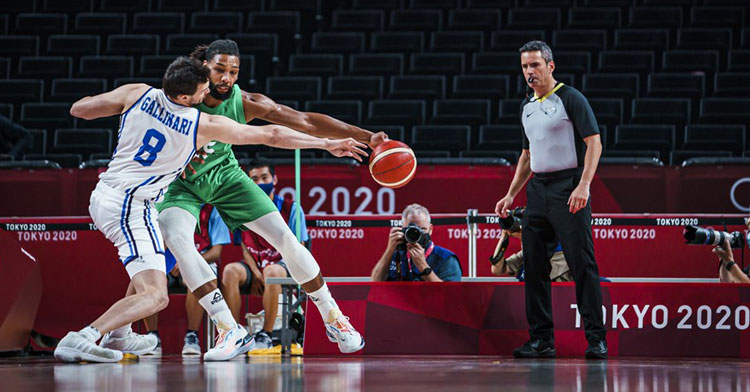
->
<box><xmin>326</xmin><ymin>138</ymin><xmax>369</xmax><ymax>162</ymax></box>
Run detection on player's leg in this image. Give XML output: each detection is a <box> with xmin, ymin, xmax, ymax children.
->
<box><xmin>181</xmin><ymin>262</ymin><xmax>216</xmax><ymax>356</ymax></box>
<box><xmin>221</xmin><ymin>262</ymin><xmax>251</xmax><ymax>323</ymax></box>
<box><xmin>250</xmin><ymin>263</ymin><xmax>286</xmax><ymax>350</ymax></box>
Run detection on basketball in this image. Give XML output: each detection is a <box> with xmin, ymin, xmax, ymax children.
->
<box><xmin>368</xmin><ymin>140</ymin><xmax>417</xmax><ymax>189</ymax></box>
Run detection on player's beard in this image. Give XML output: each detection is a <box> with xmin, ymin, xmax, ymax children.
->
<box><xmin>209</xmin><ymin>80</ymin><xmax>233</xmax><ymax>101</ymax></box>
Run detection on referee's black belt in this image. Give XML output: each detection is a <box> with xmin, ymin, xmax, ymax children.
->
<box><xmin>533</xmin><ymin>167</ymin><xmax>583</xmax><ymax>182</ymax></box>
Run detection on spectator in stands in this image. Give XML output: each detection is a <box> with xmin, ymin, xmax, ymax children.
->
<box><xmin>490</xmin><ymin>229</ymin><xmax>571</xmax><ymax>282</ymax></box>
<box><xmin>0</xmin><ymin>115</ymin><xmax>32</xmax><ymax>159</ymax></box>
<box><xmin>142</xmin><ymin>204</ymin><xmax>231</xmax><ymax>356</ymax></box>
<box><xmin>716</xmin><ymin>218</ymin><xmax>750</xmax><ymax>283</ymax></box>
<box><xmin>371</xmin><ymin>204</ymin><xmax>461</xmax><ymax>282</ymax></box>
<box><xmin>221</xmin><ymin>159</ymin><xmax>309</xmax><ymax>352</ymax></box>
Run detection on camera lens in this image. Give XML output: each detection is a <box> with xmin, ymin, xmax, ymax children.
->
<box><xmin>404</xmin><ymin>226</ymin><xmax>422</xmax><ymax>243</ymax></box>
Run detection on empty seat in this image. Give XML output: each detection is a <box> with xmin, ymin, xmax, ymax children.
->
<box><xmin>132</xmin><ymin>12</ymin><xmax>185</xmax><ymax>34</ymax></box>
<box><xmin>366</xmin><ymin>100</ymin><xmax>425</xmax><ymax>128</ymax></box>
<box><xmin>628</xmin><ymin>7</ymin><xmax>682</xmax><ymax>32</ymax></box>
<box><xmin>670</xmin><ymin>150</ymin><xmax>732</xmax><ymax>166</ymax></box>
<box><xmin>690</xmin><ymin>6</ymin><xmax>745</xmax><ymax>29</ymax></box>
<box><xmin>24</xmin><ymin>153</ymin><xmax>82</xmax><ymax>168</ymax></box>
<box><xmin>632</xmin><ymin>98</ymin><xmax>691</xmax><ymax>128</ymax></box>
<box><xmin>17</xmin><ymin>56</ymin><xmax>72</xmax><ymax>80</ymax></box>
<box><xmin>583</xmin><ymin>73</ymin><xmax>639</xmax><ymax>102</ymax></box>
<box><xmin>409</xmin><ymin>53</ymin><xmax>464</xmax><ymax>76</ymax></box>
<box><xmin>598</xmin><ymin>51</ymin><xmax>654</xmax><ymax>74</ymax></box>
<box><xmin>247</xmin><ymin>11</ymin><xmax>300</xmax><ymax>36</ymax></box>
<box><xmin>370</xmin><ymin>32</ymin><xmax>424</xmax><ymax>53</ymax></box>
<box><xmin>662</xmin><ymin>50</ymin><xmax>719</xmax><ymax>75</ymax></box>
<box><xmin>410</xmin><ymin>0</ymin><xmax>459</xmax><ymax>7</ymax></box>
<box><xmin>728</xmin><ymin>50</ymin><xmax>750</xmax><ymax>72</ymax></box>
<box><xmin>553</xmin><ymin>30</ymin><xmax>607</xmax><ymax>52</ymax></box>
<box><xmin>106</xmin><ymin>35</ymin><xmax>160</xmax><ymax>56</ymax></box>
<box><xmin>189</xmin><ymin>12</ymin><xmax>242</xmax><ymax>34</ymax></box>
<box><xmin>49</xmin><ymin>79</ymin><xmax>106</xmax><ymax>102</ymax></box>
<box><xmin>0</xmin><ymin>15</ymin><xmax>6</xmax><ymax>35</ymax></box>
<box><xmin>227</xmin><ymin>33</ymin><xmax>279</xmax><ymax>80</ymax></box>
<box><xmin>490</xmin><ymin>30</ymin><xmax>545</xmax><ymax>51</ymax></box>
<box><xmin>42</xmin><ymin>0</ymin><xmax>92</xmax><ymax>13</ymax></box>
<box><xmin>26</xmin><ymin>129</ymin><xmax>47</xmax><ymax>154</ymax></box>
<box><xmin>140</xmin><ymin>55</ymin><xmax>173</xmax><ymax>77</ymax></box>
<box><xmin>165</xmin><ymin>34</ymin><xmax>219</xmax><ymax>55</ymax></box>
<box><xmin>589</xmin><ymin>98</ymin><xmax>623</xmax><ymax>130</ymax></box>
<box><xmin>20</xmin><ymin>103</ymin><xmax>73</xmax><ymax>131</ymax></box>
<box><xmin>568</xmin><ymin>7</ymin><xmax>621</xmax><ymax>29</ymax></box>
<box><xmin>353</xmin><ymin>0</ymin><xmax>404</xmax><ymax>9</ymax></box>
<box><xmin>211</xmin><ymin>1</ymin><xmax>262</xmax><ymax>13</ymax></box>
<box><xmin>0</xmin><ymin>80</ymin><xmax>44</xmax><ymax>108</ymax></box>
<box><xmin>477</xmin><ymin>125</ymin><xmax>524</xmax><ymax>151</ymax></box>
<box><xmin>100</xmin><ymin>0</ymin><xmax>151</xmax><ymax>12</ymax></box>
<box><xmin>156</xmin><ymin>0</ymin><xmax>207</xmax><ymax>12</ymax></box>
<box><xmin>305</xmin><ymin>101</ymin><xmax>362</xmax><ymax>126</ymax></box>
<box><xmin>613</xmin><ymin>124</ymin><xmax>675</xmax><ymax>159</ymax></box>
<box><xmin>0</xmin><ymin>36</ymin><xmax>39</xmax><ymax>57</ymax></box>
<box><xmin>466</xmin><ymin>0</ymin><xmax>515</xmax><ymax>7</ymax></box>
<box><xmin>376</xmin><ymin>125</ymin><xmax>406</xmax><ymax>142</ymax></box>
<box><xmin>411</xmin><ymin>125</ymin><xmax>470</xmax><ymax>156</ymax></box>
<box><xmin>0</xmin><ymin>105</ymin><xmax>11</xmax><ymax>121</ymax></box>
<box><xmin>331</xmin><ymin>10</ymin><xmax>384</xmax><ymax>32</ymax></box>
<box><xmin>472</xmin><ymin>52</ymin><xmax>522</xmax><ymax>74</ymax></box>
<box><xmin>522</xmin><ymin>0</ymin><xmax>573</xmax><ymax>6</ymax></box>
<box><xmin>53</xmin><ymin>128</ymin><xmax>113</xmax><ymax>156</ymax></box>
<box><xmin>327</xmin><ymin>76</ymin><xmax>384</xmax><ymax>101</ymax></box>
<box><xmin>47</xmin><ymin>35</ymin><xmax>100</xmax><ymax>57</ymax></box>
<box><xmin>699</xmin><ymin>98</ymin><xmax>750</xmax><ymax>124</ymax></box>
<box><xmin>451</xmin><ymin>75</ymin><xmax>509</xmax><ymax>101</ymax></box>
<box><xmin>265</xmin><ymin>77</ymin><xmax>321</xmax><ymax>101</ymax></box>
<box><xmin>613</xmin><ymin>29</ymin><xmax>669</xmax><ymax>52</ymax></box>
<box><xmin>79</xmin><ymin>56</ymin><xmax>134</xmax><ymax>80</ymax></box>
<box><xmin>349</xmin><ymin>53</ymin><xmax>404</xmax><ymax>76</ymax></box>
<box><xmin>676</xmin><ymin>28</ymin><xmax>733</xmax><ymax>60</ymax></box>
<box><xmin>430</xmin><ymin>99</ymin><xmax>490</xmax><ymax>138</ymax></box>
<box><xmin>389</xmin><ymin>75</ymin><xmax>445</xmax><ymax>101</ymax></box>
<box><xmin>448</xmin><ymin>9</ymin><xmax>501</xmax><ymax>31</ymax></box>
<box><xmin>647</xmin><ymin>73</ymin><xmax>705</xmax><ymax>100</ymax></box>
<box><xmin>507</xmin><ymin>8</ymin><xmax>561</xmax><ymax>30</ymax></box>
<box><xmin>311</xmin><ymin>32</ymin><xmax>365</xmax><ymax>54</ymax></box>
<box><xmin>430</xmin><ymin>31</ymin><xmax>484</xmax><ymax>54</ymax></box>
<box><xmin>0</xmin><ymin>59</ymin><xmax>8</xmax><ymax>79</ymax></box>
<box><xmin>389</xmin><ymin>10</ymin><xmax>442</xmax><ymax>32</ymax></box>
<box><xmin>73</xmin><ymin>13</ymin><xmax>126</xmax><ymax>35</ymax></box>
<box><xmin>714</xmin><ymin>73</ymin><xmax>750</xmax><ymax>97</ymax></box>
<box><xmin>497</xmin><ymin>99</ymin><xmax>522</xmax><ymax>124</ymax></box>
<box><xmin>14</xmin><ymin>13</ymin><xmax>68</xmax><ymax>36</ymax></box>
<box><xmin>554</xmin><ymin>51</ymin><xmax>591</xmax><ymax>75</ymax></box>
<box><xmin>288</xmin><ymin>54</ymin><xmax>343</xmax><ymax>77</ymax></box>
<box><xmin>682</xmin><ymin>124</ymin><xmax>746</xmax><ymax>155</ymax></box>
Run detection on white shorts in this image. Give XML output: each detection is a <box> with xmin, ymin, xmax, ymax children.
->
<box><xmin>89</xmin><ymin>181</ymin><xmax>166</xmax><ymax>276</ymax></box>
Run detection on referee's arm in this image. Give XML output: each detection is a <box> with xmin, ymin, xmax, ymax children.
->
<box><xmin>568</xmin><ymin>134</ymin><xmax>601</xmax><ymax>214</ymax></box>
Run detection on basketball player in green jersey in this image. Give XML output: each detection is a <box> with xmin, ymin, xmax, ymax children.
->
<box><xmin>156</xmin><ymin>40</ymin><xmax>385</xmax><ymax>359</ymax></box>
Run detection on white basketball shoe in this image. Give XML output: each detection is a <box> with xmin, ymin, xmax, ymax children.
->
<box><xmin>325</xmin><ymin>308</ymin><xmax>365</xmax><ymax>353</ymax></box>
<box><xmin>54</xmin><ymin>331</ymin><xmax>123</xmax><ymax>363</ymax></box>
<box><xmin>203</xmin><ymin>326</ymin><xmax>255</xmax><ymax>361</ymax></box>
<box><xmin>99</xmin><ymin>331</ymin><xmax>159</xmax><ymax>356</ymax></box>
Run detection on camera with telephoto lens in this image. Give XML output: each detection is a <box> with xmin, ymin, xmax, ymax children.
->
<box><xmin>683</xmin><ymin>225</ymin><xmax>745</xmax><ymax>249</ymax></box>
<box><xmin>397</xmin><ymin>223</ymin><xmax>431</xmax><ymax>250</ymax></box>
<box><xmin>499</xmin><ymin>206</ymin><xmax>526</xmax><ymax>233</ymax></box>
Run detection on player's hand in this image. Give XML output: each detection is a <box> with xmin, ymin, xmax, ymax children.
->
<box><xmin>326</xmin><ymin>138</ymin><xmax>369</xmax><ymax>162</ymax></box>
<box><xmin>387</xmin><ymin>227</ymin><xmax>404</xmax><ymax>252</ymax></box>
<box><xmin>180</xmin><ymin>151</ymin><xmax>208</xmax><ymax>179</ymax></box>
<box><xmin>368</xmin><ymin>132</ymin><xmax>388</xmax><ymax>149</ymax></box>
<box><xmin>495</xmin><ymin>195</ymin><xmax>514</xmax><ymax>218</ymax></box>
<box><xmin>713</xmin><ymin>238</ymin><xmax>734</xmax><ymax>262</ymax></box>
<box><xmin>250</xmin><ymin>269</ymin><xmax>265</xmax><ymax>296</ymax></box>
<box><xmin>568</xmin><ymin>183</ymin><xmax>589</xmax><ymax>214</ymax></box>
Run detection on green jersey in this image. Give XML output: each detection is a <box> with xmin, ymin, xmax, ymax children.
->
<box><xmin>186</xmin><ymin>84</ymin><xmax>246</xmax><ymax>181</ymax></box>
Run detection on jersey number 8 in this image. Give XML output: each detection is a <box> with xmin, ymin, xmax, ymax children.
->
<box><xmin>133</xmin><ymin>129</ymin><xmax>166</xmax><ymax>167</ymax></box>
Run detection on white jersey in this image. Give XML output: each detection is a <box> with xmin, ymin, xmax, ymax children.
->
<box><xmin>100</xmin><ymin>88</ymin><xmax>200</xmax><ymax>201</ymax></box>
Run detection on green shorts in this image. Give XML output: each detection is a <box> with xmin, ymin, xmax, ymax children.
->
<box><xmin>156</xmin><ymin>159</ymin><xmax>277</xmax><ymax>232</ymax></box>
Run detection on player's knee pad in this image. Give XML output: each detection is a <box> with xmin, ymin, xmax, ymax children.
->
<box><xmin>124</xmin><ymin>253</ymin><xmax>166</xmax><ymax>279</ymax></box>
<box><xmin>157</xmin><ymin>207</ymin><xmax>215</xmax><ymax>291</ymax></box>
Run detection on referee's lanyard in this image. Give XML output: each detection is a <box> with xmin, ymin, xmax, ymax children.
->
<box><xmin>402</xmin><ymin>242</ymin><xmax>435</xmax><ymax>280</ymax></box>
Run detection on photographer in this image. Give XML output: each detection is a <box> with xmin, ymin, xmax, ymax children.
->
<box><xmin>491</xmin><ymin>229</ymin><xmax>571</xmax><ymax>282</ymax></box>
<box><xmin>371</xmin><ymin>204</ymin><xmax>461</xmax><ymax>282</ymax></box>
<box><xmin>715</xmin><ymin>218</ymin><xmax>750</xmax><ymax>283</ymax></box>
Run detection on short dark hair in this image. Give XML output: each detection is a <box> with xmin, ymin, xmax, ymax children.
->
<box><xmin>162</xmin><ymin>56</ymin><xmax>209</xmax><ymax>98</ymax></box>
<box><xmin>519</xmin><ymin>40</ymin><xmax>554</xmax><ymax>63</ymax></box>
<box><xmin>190</xmin><ymin>39</ymin><xmax>241</xmax><ymax>62</ymax></box>
<box><xmin>247</xmin><ymin>158</ymin><xmax>275</xmax><ymax>177</ymax></box>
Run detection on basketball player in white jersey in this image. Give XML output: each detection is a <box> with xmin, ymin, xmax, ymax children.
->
<box><xmin>53</xmin><ymin>57</ymin><xmax>367</xmax><ymax>363</ymax></box>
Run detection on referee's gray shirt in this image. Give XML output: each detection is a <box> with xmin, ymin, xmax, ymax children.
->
<box><xmin>521</xmin><ymin>83</ymin><xmax>599</xmax><ymax>174</ymax></box>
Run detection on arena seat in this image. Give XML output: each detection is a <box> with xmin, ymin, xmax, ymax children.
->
<box><xmin>411</xmin><ymin>125</ymin><xmax>471</xmax><ymax>156</ymax></box>
<box><xmin>477</xmin><ymin>124</ymin><xmax>523</xmax><ymax>152</ymax></box>
<box><xmin>613</xmin><ymin>124</ymin><xmax>675</xmax><ymax>159</ymax></box>
<box><xmin>49</xmin><ymin>78</ymin><xmax>106</xmax><ymax>103</ymax></box>
<box><xmin>699</xmin><ymin>98</ymin><xmax>750</xmax><ymax>125</ymax></box>
<box><xmin>388</xmin><ymin>75</ymin><xmax>446</xmax><ymax>101</ymax></box>
<box><xmin>507</xmin><ymin>8</ymin><xmax>562</xmax><ymax>31</ymax></box>
<box><xmin>349</xmin><ymin>53</ymin><xmax>404</xmax><ymax>76</ymax></box>
<box><xmin>429</xmin><ymin>31</ymin><xmax>484</xmax><ymax>54</ymax></box>
<box><xmin>682</xmin><ymin>124</ymin><xmax>746</xmax><ymax>156</ymax></box>
<box><xmin>131</xmin><ymin>12</ymin><xmax>186</xmax><ymax>35</ymax></box>
<box><xmin>265</xmin><ymin>76</ymin><xmax>322</xmax><ymax>101</ymax></box>
<box><xmin>0</xmin><ymin>104</ymin><xmax>12</xmax><ymax>121</ymax></box>
<box><xmin>27</xmin><ymin>129</ymin><xmax>47</xmax><ymax>155</ymax></box>
<box><xmin>490</xmin><ymin>30</ymin><xmax>546</xmax><ymax>51</ymax></box>
<box><xmin>304</xmin><ymin>100</ymin><xmax>362</xmax><ymax>126</ymax></box>
<box><xmin>670</xmin><ymin>149</ymin><xmax>732</xmax><ymax>166</ymax></box>
<box><xmin>370</xmin><ymin>31</ymin><xmax>423</xmax><ymax>54</ymax></box>
<box><xmin>100</xmin><ymin>0</ymin><xmax>152</xmax><ymax>14</ymax></box>
<box><xmin>409</xmin><ymin>52</ymin><xmax>465</xmax><ymax>76</ymax></box>
<box><xmin>646</xmin><ymin>73</ymin><xmax>705</xmax><ymax>101</ymax></box>
<box><xmin>17</xmin><ymin>57</ymin><xmax>73</xmax><ymax>83</ymax></box>
<box><xmin>23</xmin><ymin>153</ymin><xmax>83</xmax><ymax>168</ymax></box>
<box><xmin>189</xmin><ymin>12</ymin><xmax>242</xmax><ymax>34</ymax></box>
<box><xmin>713</xmin><ymin>73</ymin><xmax>750</xmax><ymax>97</ymax></box>
<box><xmin>389</xmin><ymin>9</ymin><xmax>443</xmax><ymax>32</ymax></box>
<box><xmin>326</xmin><ymin>76</ymin><xmax>384</xmax><ymax>101</ymax></box>
<box><xmin>13</xmin><ymin>13</ymin><xmax>68</xmax><ymax>37</ymax></box>
<box><xmin>613</xmin><ymin>29</ymin><xmax>669</xmax><ymax>52</ymax></box>
<box><xmin>552</xmin><ymin>30</ymin><xmax>607</xmax><ymax>52</ymax></box>
<box><xmin>430</xmin><ymin>99</ymin><xmax>490</xmax><ymax>139</ymax></box>
<box><xmin>105</xmin><ymin>34</ymin><xmax>160</xmax><ymax>57</ymax></box>
<box><xmin>471</xmin><ymin>52</ymin><xmax>523</xmax><ymax>75</ymax></box>
<box><xmin>567</xmin><ymin>7</ymin><xmax>622</xmax><ymax>29</ymax></box>
<box><xmin>47</xmin><ymin>35</ymin><xmax>100</xmax><ymax>58</ymax></box>
<box><xmin>447</xmin><ymin>9</ymin><xmax>501</xmax><ymax>32</ymax></box>
<box><xmin>78</xmin><ymin>56</ymin><xmax>134</xmax><ymax>80</ymax></box>
<box><xmin>352</xmin><ymin>0</ymin><xmax>404</xmax><ymax>9</ymax></box>
<box><xmin>156</xmin><ymin>0</ymin><xmax>208</xmax><ymax>12</ymax></box>
<box><xmin>631</xmin><ymin>98</ymin><xmax>691</xmax><ymax>129</ymax></box>
<box><xmin>496</xmin><ymin>99</ymin><xmax>522</xmax><ymax>124</ymax></box>
<box><xmin>409</xmin><ymin>0</ymin><xmax>460</xmax><ymax>8</ymax></box>
<box><xmin>598</xmin><ymin>51</ymin><xmax>654</xmax><ymax>75</ymax></box>
<box><xmin>330</xmin><ymin>10</ymin><xmax>385</xmax><ymax>33</ymax></box>
<box><xmin>583</xmin><ymin>73</ymin><xmax>639</xmax><ymax>102</ymax></box>
<box><xmin>553</xmin><ymin>51</ymin><xmax>591</xmax><ymax>75</ymax></box>
<box><xmin>628</xmin><ymin>7</ymin><xmax>683</xmax><ymax>32</ymax></box>
<box><xmin>211</xmin><ymin>0</ymin><xmax>263</xmax><ymax>11</ymax></box>
<box><xmin>310</xmin><ymin>32</ymin><xmax>366</xmax><ymax>54</ymax></box>
<box><xmin>72</xmin><ymin>13</ymin><xmax>126</xmax><ymax>36</ymax></box>
<box><xmin>589</xmin><ymin>98</ymin><xmax>624</xmax><ymax>130</ymax></box>
<box><xmin>451</xmin><ymin>75</ymin><xmax>508</xmax><ymax>103</ymax></box>
<box><xmin>52</xmin><ymin>128</ymin><xmax>113</xmax><ymax>158</ymax></box>
<box><xmin>165</xmin><ymin>33</ymin><xmax>219</xmax><ymax>55</ymax></box>
<box><xmin>366</xmin><ymin>99</ymin><xmax>425</xmax><ymax>128</ymax></box>
<box><xmin>0</xmin><ymin>36</ymin><xmax>39</xmax><ymax>58</ymax></box>
<box><xmin>41</xmin><ymin>0</ymin><xmax>91</xmax><ymax>13</ymax></box>
<box><xmin>20</xmin><ymin>103</ymin><xmax>74</xmax><ymax>132</ymax></box>
<box><xmin>288</xmin><ymin>54</ymin><xmax>344</xmax><ymax>77</ymax></box>
<box><xmin>0</xmin><ymin>59</ymin><xmax>8</xmax><ymax>79</ymax></box>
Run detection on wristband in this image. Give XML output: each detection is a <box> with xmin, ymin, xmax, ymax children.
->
<box><xmin>726</xmin><ymin>261</ymin><xmax>737</xmax><ymax>271</ymax></box>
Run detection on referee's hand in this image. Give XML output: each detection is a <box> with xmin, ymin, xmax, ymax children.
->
<box><xmin>495</xmin><ymin>195</ymin><xmax>514</xmax><ymax>218</ymax></box>
<box><xmin>567</xmin><ymin>183</ymin><xmax>589</xmax><ymax>214</ymax></box>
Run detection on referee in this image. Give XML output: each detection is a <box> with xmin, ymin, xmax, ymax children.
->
<box><xmin>495</xmin><ymin>41</ymin><xmax>607</xmax><ymax>359</ymax></box>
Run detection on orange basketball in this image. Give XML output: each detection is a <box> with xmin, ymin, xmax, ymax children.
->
<box><xmin>368</xmin><ymin>140</ymin><xmax>417</xmax><ymax>189</ymax></box>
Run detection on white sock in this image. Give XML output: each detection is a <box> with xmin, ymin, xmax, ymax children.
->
<box><xmin>109</xmin><ymin>324</ymin><xmax>131</xmax><ymax>338</ymax></box>
<box><xmin>307</xmin><ymin>283</ymin><xmax>339</xmax><ymax>323</ymax></box>
<box><xmin>198</xmin><ymin>289</ymin><xmax>237</xmax><ymax>332</ymax></box>
<box><xmin>79</xmin><ymin>325</ymin><xmax>101</xmax><ymax>341</ymax></box>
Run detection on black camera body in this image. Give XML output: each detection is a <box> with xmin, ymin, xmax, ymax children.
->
<box><xmin>684</xmin><ymin>225</ymin><xmax>745</xmax><ymax>249</ymax></box>
<box><xmin>499</xmin><ymin>206</ymin><xmax>526</xmax><ymax>232</ymax></box>
<box><xmin>398</xmin><ymin>223</ymin><xmax>431</xmax><ymax>250</ymax></box>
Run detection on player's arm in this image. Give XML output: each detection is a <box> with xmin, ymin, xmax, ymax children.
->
<box><xmin>70</xmin><ymin>83</ymin><xmax>150</xmax><ymax>120</ymax></box>
<box><xmin>241</xmin><ymin>91</ymin><xmax>387</xmax><ymax>147</ymax></box>
<box><xmin>197</xmin><ymin>113</ymin><xmax>369</xmax><ymax>161</ymax></box>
